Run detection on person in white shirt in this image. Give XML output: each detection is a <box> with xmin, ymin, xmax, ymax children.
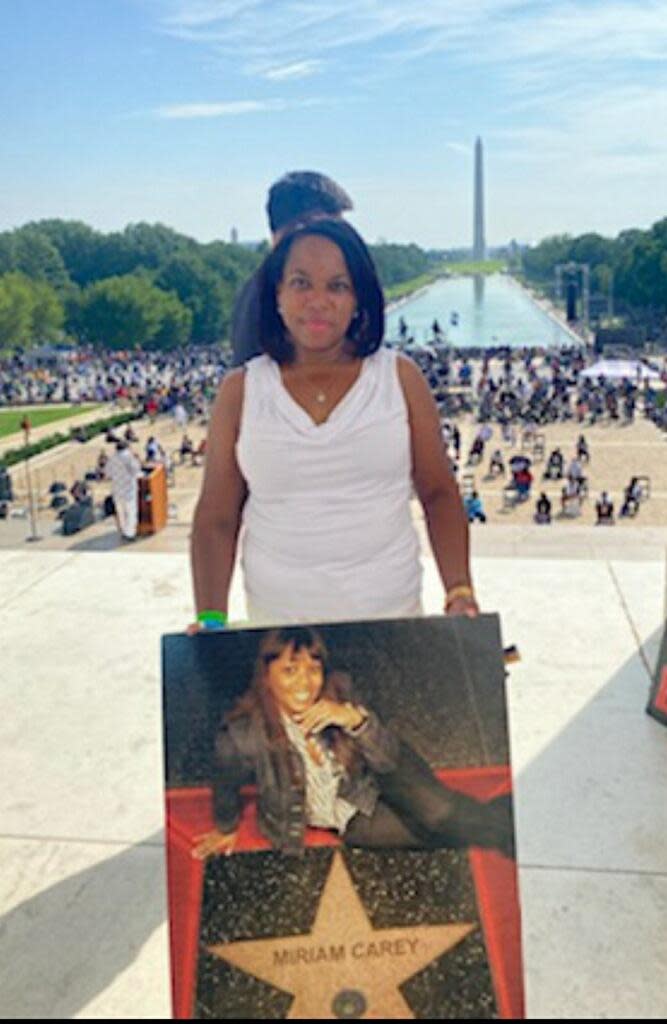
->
<box><xmin>107</xmin><ymin>441</ymin><xmax>143</xmax><ymax>540</ymax></box>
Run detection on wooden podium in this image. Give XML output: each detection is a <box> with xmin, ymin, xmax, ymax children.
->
<box><xmin>138</xmin><ymin>464</ymin><xmax>168</xmax><ymax>535</ymax></box>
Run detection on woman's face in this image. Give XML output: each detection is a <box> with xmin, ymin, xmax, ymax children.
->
<box><xmin>265</xmin><ymin>643</ymin><xmax>324</xmax><ymax>717</ymax></box>
<box><xmin>276</xmin><ymin>235</ymin><xmax>357</xmax><ymax>358</ymax></box>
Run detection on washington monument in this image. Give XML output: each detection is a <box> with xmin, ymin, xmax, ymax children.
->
<box><xmin>473</xmin><ymin>136</ymin><xmax>486</xmax><ymax>261</ymax></box>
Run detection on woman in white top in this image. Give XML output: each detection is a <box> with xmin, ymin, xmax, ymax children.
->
<box><xmin>191</xmin><ymin>219</ymin><xmax>477</xmax><ymax>625</ymax></box>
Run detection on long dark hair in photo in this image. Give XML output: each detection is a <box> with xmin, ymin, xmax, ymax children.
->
<box><xmin>227</xmin><ymin>627</ymin><xmax>360</xmax><ymax>774</ymax></box>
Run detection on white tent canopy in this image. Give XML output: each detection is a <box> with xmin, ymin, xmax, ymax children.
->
<box><xmin>580</xmin><ymin>358</ymin><xmax>661</xmax><ymax>382</ymax></box>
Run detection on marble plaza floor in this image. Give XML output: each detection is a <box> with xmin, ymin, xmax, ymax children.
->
<box><xmin>0</xmin><ymin>540</ymin><xmax>666</xmax><ymax>1019</ymax></box>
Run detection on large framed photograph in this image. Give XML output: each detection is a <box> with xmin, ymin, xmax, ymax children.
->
<box><xmin>163</xmin><ymin>615</ymin><xmax>523</xmax><ymax>1019</ymax></box>
<box><xmin>647</xmin><ymin>617</ymin><xmax>667</xmax><ymax>726</ymax></box>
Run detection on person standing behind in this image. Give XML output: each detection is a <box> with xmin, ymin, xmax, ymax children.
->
<box><xmin>619</xmin><ymin>477</ymin><xmax>641</xmax><ymax>518</ymax></box>
<box><xmin>172</xmin><ymin>401</ymin><xmax>188</xmax><ymax>432</ymax></box>
<box><xmin>576</xmin><ymin>434</ymin><xmax>590</xmax><ymax>464</ymax></box>
<box><xmin>231</xmin><ymin>171</ymin><xmax>353</xmax><ymax>367</ymax></box>
<box><xmin>567</xmin><ymin>455</ymin><xmax>584</xmax><ymax>485</ymax></box>
<box><xmin>107</xmin><ymin>440</ymin><xmax>143</xmax><ymax>541</ymax></box>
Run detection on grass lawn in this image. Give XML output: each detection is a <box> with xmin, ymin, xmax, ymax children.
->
<box><xmin>440</xmin><ymin>259</ymin><xmax>507</xmax><ymax>275</ymax></box>
<box><xmin>0</xmin><ymin>405</ymin><xmax>101</xmax><ymax>440</ymax></box>
<box><xmin>384</xmin><ymin>261</ymin><xmax>508</xmax><ymax>304</ymax></box>
<box><xmin>385</xmin><ymin>273</ymin><xmax>437</xmax><ymax>302</ymax></box>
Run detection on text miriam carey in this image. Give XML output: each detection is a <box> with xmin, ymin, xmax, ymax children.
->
<box><xmin>273</xmin><ymin>938</ymin><xmax>420</xmax><ymax>967</ymax></box>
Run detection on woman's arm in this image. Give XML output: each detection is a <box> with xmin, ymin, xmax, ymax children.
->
<box><xmin>212</xmin><ymin>721</ymin><xmax>254</xmax><ymax>833</ymax></box>
<box><xmin>397</xmin><ymin>355</ymin><xmax>478</xmax><ymax>616</ymax></box>
<box><xmin>192</xmin><ymin>721</ymin><xmax>251</xmax><ymax>859</ymax></box>
<box><xmin>190</xmin><ymin>369</ymin><xmax>247</xmax><ymax>617</ymax></box>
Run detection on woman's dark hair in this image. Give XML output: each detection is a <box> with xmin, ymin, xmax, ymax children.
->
<box><xmin>266</xmin><ymin>171</ymin><xmax>353</xmax><ymax>234</ymax></box>
<box><xmin>257</xmin><ymin>219</ymin><xmax>385</xmax><ymax>364</ymax></box>
<box><xmin>228</xmin><ymin>627</ymin><xmax>360</xmax><ymax>774</ymax></box>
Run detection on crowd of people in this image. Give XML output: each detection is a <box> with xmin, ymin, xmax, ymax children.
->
<box><xmin>1</xmin><ymin>169</ymin><xmax>665</xmax><ymax>554</ymax></box>
<box><xmin>0</xmin><ymin>346</ymin><xmax>228</xmax><ymax>420</ymax></box>
<box><xmin>2</xmin><ymin>335</ymin><xmax>663</xmax><ymax>539</ymax></box>
<box><xmin>2</xmin><ymin>330</ymin><xmax>663</xmax><ymax>537</ymax></box>
<box><xmin>4</xmin><ymin>340</ymin><xmax>665</xmax><ymax>440</ymax></box>
<box><xmin>442</xmin><ymin>416</ymin><xmax>652</xmax><ymax>527</ymax></box>
<box><xmin>49</xmin><ymin>411</ymin><xmax>210</xmax><ymax>540</ymax></box>
<box><xmin>402</xmin><ymin>342</ymin><xmax>662</xmax><ymax>528</ymax></box>
<box><xmin>402</xmin><ymin>341</ymin><xmax>667</xmax><ymax>432</ymax></box>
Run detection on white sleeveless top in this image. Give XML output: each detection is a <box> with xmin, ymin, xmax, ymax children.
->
<box><xmin>236</xmin><ymin>347</ymin><xmax>422</xmax><ymax>623</ymax></box>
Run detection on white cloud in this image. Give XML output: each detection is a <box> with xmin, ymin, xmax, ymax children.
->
<box><xmin>155</xmin><ymin>99</ymin><xmax>287</xmax><ymax>118</ymax></box>
<box><xmin>491</xmin><ymin>83</ymin><xmax>667</xmax><ymax>163</ymax></box>
<box><xmin>154</xmin><ymin>0</ymin><xmax>667</xmax><ymax>224</ymax></box>
<box><xmin>161</xmin><ymin>0</ymin><xmax>267</xmax><ymax>30</ymax></box>
<box><xmin>260</xmin><ymin>59</ymin><xmax>324</xmax><ymax>81</ymax></box>
<box><xmin>159</xmin><ymin>0</ymin><xmax>667</xmax><ymax>69</ymax></box>
<box><xmin>156</xmin><ymin>1</ymin><xmax>667</xmax><ymax>136</ymax></box>
<box><xmin>158</xmin><ymin>1</ymin><xmax>512</xmax><ymax>57</ymax></box>
<box><xmin>154</xmin><ymin>95</ymin><xmax>333</xmax><ymax>118</ymax></box>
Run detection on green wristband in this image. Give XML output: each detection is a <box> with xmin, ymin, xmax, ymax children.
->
<box><xmin>197</xmin><ymin>609</ymin><xmax>227</xmax><ymax>625</ymax></box>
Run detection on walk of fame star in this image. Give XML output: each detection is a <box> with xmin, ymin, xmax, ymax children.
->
<box><xmin>207</xmin><ymin>852</ymin><xmax>476</xmax><ymax>1019</ymax></box>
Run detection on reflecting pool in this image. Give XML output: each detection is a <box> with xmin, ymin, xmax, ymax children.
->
<box><xmin>386</xmin><ymin>274</ymin><xmax>578</xmax><ymax>348</ymax></box>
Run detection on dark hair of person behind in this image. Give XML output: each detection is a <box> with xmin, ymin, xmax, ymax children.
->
<box><xmin>266</xmin><ymin>171</ymin><xmax>353</xmax><ymax>234</ymax></box>
<box><xmin>257</xmin><ymin>219</ymin><xmax>385</xmax><ymax>364</ymax></box>
<box><xmin>228</xmin><ymin>627</ymin><xmax>360</xmax><ymax>775</ymax></box>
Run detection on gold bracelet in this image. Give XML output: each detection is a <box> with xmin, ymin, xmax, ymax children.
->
<box><xmin>445</xmin><ymin>584</ymin><xmax>476</xmax><ymax>608</ymax></box>
<box><xmin>344</xmin><ymin>702</ymin><xmax>369</xmax><ymax>733</ymax></box>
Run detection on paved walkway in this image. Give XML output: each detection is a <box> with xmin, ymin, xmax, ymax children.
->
<box><xmin>4</xmin><ymin>400</ymin><xmax>667</xmax><ymax>529</ymax></box>
<box><xmin>1</xmin><ymin>541</ymin><xmax>666</xmax><ymax>1018</ymax></box>
<box><xmin>4</xmin><ymin>498</ymin><xmax>665</xmax><ymax>564</ymax></box>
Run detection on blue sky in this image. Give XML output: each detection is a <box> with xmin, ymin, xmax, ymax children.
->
<box><xmin>3</xmin><ymin>0</ymin><xmax>667</xmax><ymax>248</ymax></box>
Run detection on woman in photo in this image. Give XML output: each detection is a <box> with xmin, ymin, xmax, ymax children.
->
<box><xmin>191</xmin><ymin>218</ymin><xmax>477</xmax><ymax>628</ymax></box>
<box><xmin>194</xmin><ymin>627</ymin><xmax>513</xmax><ymax>859</ymax></box>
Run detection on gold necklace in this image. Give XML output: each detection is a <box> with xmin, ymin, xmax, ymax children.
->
<box><xmin>301</xmin><ymin>358</ymin><xmax>357</xmax><ymax>405</ymax></box>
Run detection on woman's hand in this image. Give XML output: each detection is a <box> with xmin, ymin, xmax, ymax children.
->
<box><xmin>192</xmin><ymin>828</ymin><xmax>238</xmax><ymax>859</ymax></box>
<box><xmin>445</xmin><ymin>595</ymin><xmax>480</xmax><ymax>618</ymax></box>
<box><xmin>185</xmin><ymin>621</ymin><xmax>227</xmax><ymax>635</ymax></box>
<box><xmin>293</xmin><ymin>699</ymin><xmax>364</xmax><ymax>735</ymax></box>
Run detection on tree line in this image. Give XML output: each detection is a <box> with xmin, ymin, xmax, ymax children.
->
<box><xmin>521</xmin><ymin>217</ymin><xmax>667</xmax><ymax>320</ymax></box>
<box><xmin>0</xmin><ymin>221</ymin><xmax>261</xmax><ymax>352</ymax></box>
<box><xmin>0</xmin><ymin>220</ymin><xmax>433</xmax><ymax>352</ymax></box>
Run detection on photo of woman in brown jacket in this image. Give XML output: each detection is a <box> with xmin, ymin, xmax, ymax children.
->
<box><xmin>193</xmin><ymin>626</ymin><xmax>513</xmax><ymax>860</ymax></box>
